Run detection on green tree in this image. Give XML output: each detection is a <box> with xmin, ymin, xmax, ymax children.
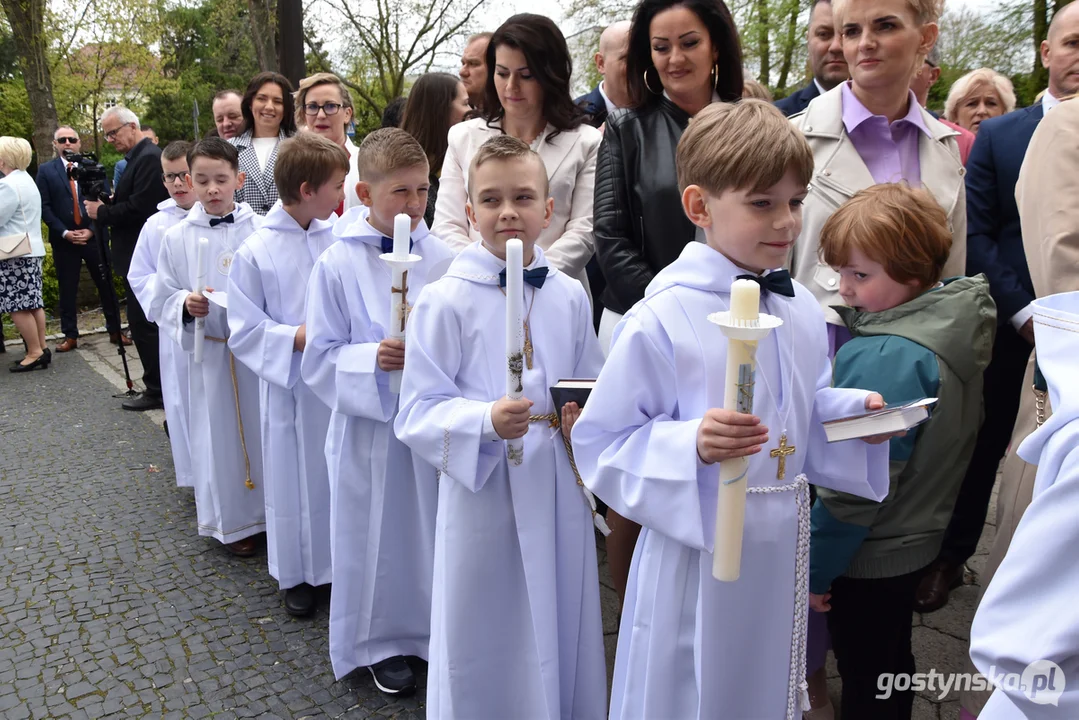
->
<box><xmin>0</xmin><ymin>0</ymin><xmax>59</xmax><ymax>160</ymax></box>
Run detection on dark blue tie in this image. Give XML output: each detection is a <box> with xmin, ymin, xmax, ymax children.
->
<box><xmin>499</xmin><ymin>266</ymin><xmax>549</xmax><ymax>290</ymax></box>
<box><xmin>209</xmin><ymin>213</ymin><xmax>234</xmax><ymax>227</ymax></box>
<box><xmin>735</xmin><ymin>269</ymin><xmax>795</xmax><ymax>298</ymax></box>
<box><xmin>381</xmin><ymin>236</ymin><xmax>415</xmax><ymax>254</ymax></box>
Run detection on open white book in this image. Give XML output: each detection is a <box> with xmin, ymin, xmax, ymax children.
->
<box><xmin>822</xmin><ymin>398</ymin><xmax>938</xmax><ymax>443</ymax></box>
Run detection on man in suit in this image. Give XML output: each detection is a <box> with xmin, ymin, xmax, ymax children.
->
<box><xmin>775</xmin><ymin>0</ymin><xmax>848</xmax><ymax>117</ymax></box>
<box><xmin>916</xmin><ymin>0</ymin><xmax>1079</xmax><ymax>614</ymax></box>
<box><xmin>575</xmin><ymin>21</ymin><xmax>632</xmax><ymax>129</ymax></box>
<box><xmin>84</xmin><ymin>107</ymin><xmax>170</xmax><ymax>411</ymax></box>
<box><xmin>36</xmin><ymin>126</ymin><xmax>128</xmax><ymax>353</ymax></box>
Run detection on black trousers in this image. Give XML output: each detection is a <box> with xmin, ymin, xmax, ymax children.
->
<box><xmin>52</xmin><ymin>238</ymin><xmax>122</xmax><ymax>339</ymax></box>
<box><xmin>938</xmin><ymin>327</ymin><xmax>1031</xmax><ymax>565</ymax></box>
<box><xmin>827</xmin><ymin>569</ymin><xmax>924</xmax><ymax>720</ymax></box>
<box><xmin>122</xmin><ymin>274</ymin><xmax>161</xmax><ymax>397</ymax></box>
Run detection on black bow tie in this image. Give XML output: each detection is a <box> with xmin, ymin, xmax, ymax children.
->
<box><xmin>381</xmin><ymin>236</ymin><xmax>415</xmax><ymax>255</ymax></box>
<box><xmin>735</xmin><ymin>270</ymin><xmax>795</xmax><ymax>298</ymax></box>
<box><xmin>209</xmin><ymin>213</ymin><xmax>235</xmax><ymax>227</ymax></box>
<box><xmin>499</xmin><ymin>266</ymin><xmax>549</xmax><ymax>290</ymax></box>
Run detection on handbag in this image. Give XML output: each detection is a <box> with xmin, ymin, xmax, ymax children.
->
<box><xmin>0</xmin><ymin>180</ymin><xmax>32</xmax><ymax>261</ymax></box>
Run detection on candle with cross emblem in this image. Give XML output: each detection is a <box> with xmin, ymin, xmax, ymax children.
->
<box><xmin>380</xmin><ymin>213</ymin><xmax>422</xmax><ymax>394</ymax></box>
<box><xmin>708</xmin><ymin>279</ymin><xmax>783</xmax><ymax>582</ymax></box>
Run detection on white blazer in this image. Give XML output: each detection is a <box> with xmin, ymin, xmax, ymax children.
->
<box><xmin>431</xmin><ymin>117</ymin><xmax>601</xmax><ymax>298</ymax></box>
<box><xmin>0</xmin><ymin>169</ymin><xmax>45</xmax><ymax>257</ymax></box>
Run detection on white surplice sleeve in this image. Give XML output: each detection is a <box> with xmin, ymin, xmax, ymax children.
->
<box><xmin>152</xmin><ymin>227</ymin><xmax>195</xmax><ymax>352</ymax></box>
<box><xmin>429</xmin><ymin>127</ymin><xmax>472</xmax><ymax>253</ymax></box>
<box><xmin>227</xmin><ymin>246</ymin><xmax>301</xmax><ymax>389</ymax></box>
<box><xmin>394</xmin><ymin>286</ymin><xmax>502</xmax><ymax>492</ymax></box>
<box><xmin>571</xmin><ymin>309</ymin><xmax>708</xmax><ymax>550</ymax></box>
<box><xmin>803</xmin><ymin>331</ymin><xmax>890</xmax><ymax>501</ymax></box>
<box><xmin>542</xmin><ymin>132</ymin><xmax>599</xmax><ymax>279</ymax></box>
<box><xmin>969</xmin><ymin>444</ymin><xmax>1079</xmax><ymax>720</ymax></box>
<box><xmin>128</xmin><ymin>220</ymin><xmax>159</xmax><ymax>323</ymax></box>
<box><xmin>300</xmin><ymin>255</ymin><xmax>395</xmax><ymax>422</ymax></box>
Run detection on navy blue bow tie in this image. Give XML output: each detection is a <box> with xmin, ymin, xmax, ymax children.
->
<box><xmin>499</xmin><ymin>266</ymin><xmax>549</xmax><ymax>290</ymax></box>
<box><xmin>381</xmin><ymin>236</ymin><xmax>415</xmax><ymax>255</ymax></box>
<box><xmin>209</xmin><ymin>213</ymin><xmax>234</xmax><ymax>227</ymax></box>
<box><xmin>735</xmin><ymin>270</ymin><xmax>795</xmax><ymax>298</ymax></box>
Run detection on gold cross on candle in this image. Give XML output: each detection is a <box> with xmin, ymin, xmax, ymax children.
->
<box><xmin>770</xmin><ymin>433</ymin><xmax>796</xmax><ymax>480</ymax></box>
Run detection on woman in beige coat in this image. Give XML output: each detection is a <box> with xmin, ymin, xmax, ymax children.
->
<box><xmin>790</xmin><ymin>0</ymin><xmax>966</xmax><ymax>348</ymax></box>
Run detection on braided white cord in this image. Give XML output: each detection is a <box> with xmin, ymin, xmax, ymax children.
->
<box><xmin>748</xmin><ymin>473</ymin><xmax>810</xmax><ymax>720</ymax></box>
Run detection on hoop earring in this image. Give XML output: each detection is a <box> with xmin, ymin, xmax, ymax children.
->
<box><xmin>643</xmin><ymin>67</ymin><xmax>662</xmax><ymax>95</ymax></box>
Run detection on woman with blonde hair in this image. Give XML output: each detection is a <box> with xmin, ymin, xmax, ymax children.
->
<box><xmin>0</xmin><ymin>136</ymin><xmax>49</xmax><ymax>371</ymax></box>
<box><xmin>945</xmin><ymin>67</ymin><xmax>1016</xmax><ymax>133</ymax></box>
<box><xmin>294</xmin><ymin>72</ymin><xmax>360</xmax><ymax>213</ymax></box>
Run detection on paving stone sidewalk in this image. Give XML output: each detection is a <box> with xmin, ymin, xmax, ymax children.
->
<box><xmin>1</xmin><ymin>335</ymin><xmax>994</xmax><ymax>719</ymax></box>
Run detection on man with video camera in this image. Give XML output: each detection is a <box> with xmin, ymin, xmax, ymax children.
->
<box><xmin>84</xmin><ymin>107</ymin><xmax>170</xmax><ymax>411</ymax></box>
<box><xmin>37</xmin><ymin>126</ymin><xmax>128</xmax><ymax>353</ymax></box>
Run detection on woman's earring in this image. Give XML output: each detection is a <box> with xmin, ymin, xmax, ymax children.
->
<box><xmin>711</xmin><ymin>64</ymin><xmax>720</xmax><ymax>92</ymax></box>
<box><xmin>643</xmin><ymin>67</ymin><xmax>662</xmax><ymax>95</ymax></box>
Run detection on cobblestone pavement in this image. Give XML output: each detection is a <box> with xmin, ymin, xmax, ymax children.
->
<box><xmin>1</xmin><ymin>334</ymin><xmax>993</xmax><ymax>719</ymax></box>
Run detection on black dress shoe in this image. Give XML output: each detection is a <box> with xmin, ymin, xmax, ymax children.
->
<box><xmin>9</xmin><ymin>354</ymin><xmax>48</xmax><ymax>372</ymax></box>
<box><xmin>122</xmin><ymin>392</ymin><xmax>164</xmax><ymax>411</ymax></box>
<box><xmin>284</xmin><ymin>583</ymin><xmax>316</xmax><ymax>617</ymax></box>
<box><xmin>368</xmin><ymin>656</ymin><xmax>416</xmax><ymax>696</ymax></box>
<box><xmin>914</xmin><ymin>561</ymin><xmax>964</xmax><ymax>614</ymax></box>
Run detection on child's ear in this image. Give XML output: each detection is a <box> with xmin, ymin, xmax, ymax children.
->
<box><xmin>356</xmin><ymin>181</ymin><xmax>373</xmax><ymax>208</ymax></box>
<box><xmin>465</xmin><ymin>199</ymin><xmax>478</xmax><ymax>230</ymax></box>
<box><xmin>235</xmin><ymin>170</ymin><xmax>246</xmax><ymax>191</ymax></box>
<box><xmin>681</xmin><ymin>185</ymin><xmax>710</xmax><ymax>229</ymax></box>
<box><xmin>542</xmin><ymin>196</ymin><xmax>554</xmax><ymax>229</ymax></box>
<box><xmin>298</xmin><ymin>180</ymin><xmax>312</xmax><ymax>200</ymax></box>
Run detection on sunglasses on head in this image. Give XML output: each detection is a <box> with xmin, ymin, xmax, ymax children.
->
<box><xmin>56</xmin><ymin>137</ymin><xmax>79</xmax><ymax>144</ymax></box>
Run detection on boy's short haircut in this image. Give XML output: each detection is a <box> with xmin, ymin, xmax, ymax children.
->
<box><xmin>356</xmin><ymin>127</ymin><xmax>428</xmax><ymax>183</ymax></box>
<box><xmin>162</xmin><ymin>140</ymin><xmax>192</xmax><ymax>163</ymax></box>
<box><xmin>467</xmin><ymin>135</ymin><xmax>549</xmax><ymax>199</ymax></box>
<box><xmin>819</xmin><ymin>184</ymin><xmax>952</xmax><ymax>289</ymax></box>
<box><xmin>187</xmin><ymin>136</ymin><xmax>240</xmax><ymax>172</ymax></box>
<box><xmin>275</xmin><ymin>133</ymin><xmax>351</xmax><ymax>205</ymax></box>
<box><xmin>676</xmin><ymin>99</ymin><xmax>813</xmax><ymax>196</ymax></box>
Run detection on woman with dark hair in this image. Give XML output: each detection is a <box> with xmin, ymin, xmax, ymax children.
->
<box><xmin>590</xmin><ymin>0</ymin><xmax>743</xmax><ymax>610</ymax></box>
<box><xmin>400</xmin><ymin>72</ymin><xmax>471</xmax><ymax>226</ymax></box>
<box><xmin>229</xmin><ymin>72</ymin><xmax>297</xmax><ymax>215</ymax></box>
<box><xmin>431</xmin><ymin>13</ymin><xmax>601</xmax><ymax>298</ymax></box>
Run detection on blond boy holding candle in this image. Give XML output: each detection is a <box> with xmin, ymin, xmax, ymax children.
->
<box><xmin>300</xmin><ymin>128</ymin><xmax>454</xmax><ymax>696</ymax></box>
<box><xmin>571</xmin><ymin>100</ymin><xmax>892</xmax><ymax>719</ymax></box>
<box><xmin>394</xmin><ymin>135</ymin><xmax>607</xmax><ymax>719</ymax></box>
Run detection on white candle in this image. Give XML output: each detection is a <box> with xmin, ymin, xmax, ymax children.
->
<box><xmin>505</xmin><ymin>238</ymin><xmax>525</xmax><ymax>466</ymax></box>
<box><xmin>713</xmin><ymin>279</ymin><xmax>761</xmax><ymax>581</ymax></box>
<box><xmin>387</xmin><ymin>213</ymin><xmax>411</xmax><ymax>393</ymax></box>
<box><xmin>193</xmin><ymin>237</ymin><xmax>209</xmax><ymax>365</ymax></box>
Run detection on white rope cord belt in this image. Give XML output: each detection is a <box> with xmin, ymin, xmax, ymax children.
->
<box><xmin>747</xmin><ymin>473</ymin><xmax>810</xmax><ymax>720</ymax></box>
<box><xmin>205</xmin><ymin>336</ymin><xmax>255</xmax><ymax>490</ymax></box>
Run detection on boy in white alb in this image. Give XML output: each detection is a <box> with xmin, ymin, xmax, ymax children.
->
<box><xmin>127</xmin><ymin>140</ymin><xmax>196</xmax><ymax>488</ymax></box>
<box><xmin>969</xmin><ymin>291</ymin><xmax>1079</xmax><ymax>719</ymax></box>
<box><xmin>227</xmin><ymin>133</ymin><xmax>350</xmax><ymax>616</ymax></box>
<box><xmin>571</xmin><ymin>101</ymin><xmax>892</xmax><ymax>720</ymax></box>
<box><xmin>394</xmin><ymin>135</ymin><xmax>608</xmax><ymax>720</ymax></box>
<box><xmin>152</xmin><ymin>137</ymin><xmax>265</xmax><ymax>557</ymax></box>
<box><xmin>300</xmin><ymin>128</ymin><xmax>454</xmax><ymax>695</ymax></box>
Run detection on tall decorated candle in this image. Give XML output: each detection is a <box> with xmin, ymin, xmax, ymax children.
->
<box><xmin>504</xmin><ymin>238</ymin><xmax>525</xmax><ymax>466</ymax></box>
<box><xmin>385</xmin><ymin>213</ymin><xmax>413</xmax><ymax>394</ymax></box>
<box><xmin>193</xmin><ymin>237</ymin><xmax>209</xmax><ymax>364</ymax></box>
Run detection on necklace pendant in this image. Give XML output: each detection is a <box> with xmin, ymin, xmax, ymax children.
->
<box><xmin>770</xmin><ymin>432</ymin><xmax>796</xmax><ymax>481</ymax></box>
<box><xmin>523</xmin><ymin>321</ymin><xmax>534</xmax><ymax>370</ymax></box>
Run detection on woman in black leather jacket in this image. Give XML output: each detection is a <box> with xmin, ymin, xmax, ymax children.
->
<box><xmin>591</xmin><ymin>0</ymin><xmax>743</xmax><ymax>605</ymax></box>
<box><xmin>594</xmin><ymin>0</ymin><xmax>742</xmax><ymax>330</ymax></box>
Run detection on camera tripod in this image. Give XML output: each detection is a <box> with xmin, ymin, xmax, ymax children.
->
<box><xmin>90</xmin><ymin>213</ymin><xmax>138</xmax><ymax>399</ymax></box>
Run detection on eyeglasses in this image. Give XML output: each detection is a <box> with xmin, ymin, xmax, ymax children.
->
<box><xmin>55</xmin><ymin>137</ymin><xmax>79</xmax><ymax>144</ymax></box>
<box><xmin>303</xmin><ymin>102</ymin><xmax>342</xmax><ymax>116</ymax></box>
<box><xmin>103</xmin><ymin>124</ymin><xmax>130</xmax><ymax>141</ymax></box>
<box><xmin>162</xmin><ymin>172</ymin><xmax>187</xmax><ymax>184</ymax></box>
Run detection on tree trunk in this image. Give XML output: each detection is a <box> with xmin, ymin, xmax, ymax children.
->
<box><xmin>247</xmin><ymin>0</ymin><xmax>278</xmax><ymax>73</ymax></box>
<box><xmin>1</xmin><ymin>0</ymin><xmax>59</xmax><ymax>162</ymax></box>
<box><xmin>1033</xmin><ymin>0</ymin><xmax>1048</xmax><ymax>89</ymax></box>
<box><xmin>776</xmin><ymin>0</ymin><xmax>800</xmax><ymax>91</ymax></box>
<box><xmin>277</xmin><ymin>0</ymin><xmax>305</xmax><ymax>87</ymax></box>
<box><xmin>756</xmin><ymin>0</ymin><xmax>771</xmax><ymax>84</ymax></box>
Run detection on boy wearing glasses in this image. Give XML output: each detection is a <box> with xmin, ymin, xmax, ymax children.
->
<box><xmin>293</xmin><ymin>73</ymin><xmax>360</xmax><ymax>214</ymax></box>
<box><xmin>127</xmin><ymin>141</ymin><xmax>197</xmax><ymax>489</ymax></box>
